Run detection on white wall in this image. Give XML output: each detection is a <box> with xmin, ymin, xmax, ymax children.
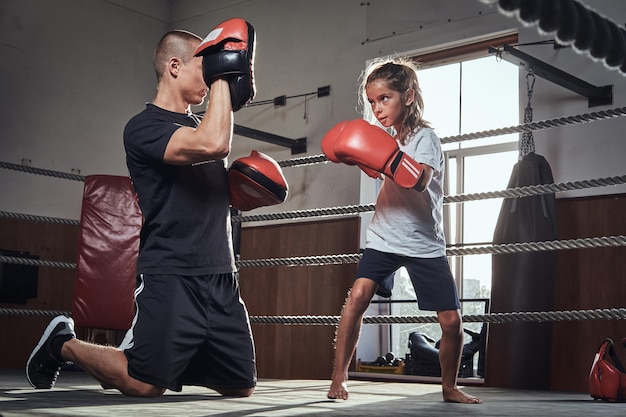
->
<box><xmin>2</xmin><ymin>1</ymin><xmax>623</xmax><ymax>222</ymax></box>
<box><xmin>1</xmin><ymin>0</ymin><xmax>170</xmax><ymax>219</ymax></box>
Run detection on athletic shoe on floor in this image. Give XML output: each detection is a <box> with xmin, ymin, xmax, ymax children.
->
<box><xmin>26</xmin><ymin>315</ymin><xmax>76</xmax><ymax>389</ymax></box>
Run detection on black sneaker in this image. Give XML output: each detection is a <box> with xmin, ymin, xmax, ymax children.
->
<box><xmin>26</xmin><ymin>315</ymin><xmax>76</xmax><ymax>389</ymax></box>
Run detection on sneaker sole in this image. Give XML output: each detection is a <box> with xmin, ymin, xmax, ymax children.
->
<box><xmin>26</xmin><ymin>315</ymin><xmax>73</xmax><ymax>388</ymax></box>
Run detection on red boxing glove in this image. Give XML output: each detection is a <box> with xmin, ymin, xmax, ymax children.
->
<box><xmin>228</xmin><ymin>150</ymin><xmax>288</xmax><ymax>211</ymax></box>
<box><xmin>589</xmin><ymin>338</ymin><xmax>626</xmax><ymax>401</ymax></box>
<box><xmin>194</xmin><ymin>18</ymin><xmax>256</xmax><ymax>111</ymax></box>
<box><xmin>322</xmin><ymin>119</ymin><xmax>423</xmax><ymax>188</ymax></box>
<box><xmin>321</xmin><ymin>120</ymin><xmax>348</xmax><ymax>163</ymax></box>
<box><xmin>321</xmin><ymin>121</ymin><xmax>382</xmax><ymax>180</ymax></box>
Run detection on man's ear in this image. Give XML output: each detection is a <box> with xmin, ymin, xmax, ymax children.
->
<box><xmin>168</xmin><ymin>57</ymin><xmax>181</xmax><ymax>77</ymax></box>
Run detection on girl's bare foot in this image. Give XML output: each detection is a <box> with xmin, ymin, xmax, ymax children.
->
<box><xmin>327</xmin><ymin>380</ymin><xmax>349</xmax><ymax>400</ymax></box>
<box><xmin>443</xmin><ymin>387</ymin><xmax>482</xmax><ymax>404</ymax></box>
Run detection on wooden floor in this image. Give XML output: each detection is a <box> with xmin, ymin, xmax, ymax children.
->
<box><xmin>0</xmin><ymin>370</ymin><xmax>624</xmax><ymax>416</ymax></box>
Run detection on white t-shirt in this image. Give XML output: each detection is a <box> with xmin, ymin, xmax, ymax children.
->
<box><xmin>366</xmin><ymin>127</ymin><xmax>446</xmax><ymax>258</ymax></box>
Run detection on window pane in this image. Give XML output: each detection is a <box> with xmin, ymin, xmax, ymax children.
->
<box><xmin>445</xmin><ymin>156</ymin><xmax>458</xmax><ymax>244</ymax></box>
<box><xmin>418</xmin><ymin>64</ymin><xmax>461</xmax><ymax>142</ymax></box>
<box><xmin>462</xmin><ymin>150</ymin><xmax>518</xmax><ymax>296</ymax></box>
<box><xmin>463</xmin><ymin>150</ymin><xmax>518</xmax><ymax>239</ymax></box>
<box><xmin>460</xmin><ymin>57</ymin><xmax>519</xmax><ymax>148</ymax></box>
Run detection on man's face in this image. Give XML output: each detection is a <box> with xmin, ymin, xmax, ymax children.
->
<box><xmin>179</xmin><ymin>51</ymin><xmax>208</xmax><ymax>106</ymax></box>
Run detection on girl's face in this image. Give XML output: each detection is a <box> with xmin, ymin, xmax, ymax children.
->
<box><xmin>365</xmin><ymin>80</ymin><xmax>414</xmax><ymax>133</ymax></box>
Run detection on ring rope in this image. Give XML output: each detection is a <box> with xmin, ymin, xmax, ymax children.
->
<box><xmin>238</xmin><ymin>253</ymin><xmax>363</xmax><ymax>268</ymax></box>
<box><xmin>234</xmin><ymin>174</ymin><xmax>626</xmax><ymax>223</ymax></box>
<box><xmin>275</xmin><ymin>106</ymin><xmax>626</xmax><ymax>168</ymax></box>
<box><xmin>236</xmin><ymin>235</ymin><xmax>626</xmax><ymax>268</ymax></box>
<box><xmin>234</xmin><ymin>204</ymin><xmax>377</xmax><ymax>223</ymax></box>
<box><xmin>446</xmin><ymin>235</ymin><xmax>626</xmax><ymax>256</ymax></box>
<box><xmin>0</xmin><ymin>161</ymin><xmax>85</xmax><ymax>181</ymax></box>
<box><xmin>439</xmin><ymin>106</ymin><xmax>626</xmax><ymax>145</ymax></box>
<box><xmin>0</xmin><ymin>308</ymin><xmax>71</xmax><ymax>317</ymax></box>
<box><xmin>0</xmin><ymin>210</ymin><xmax>79</xmax><ymax>226</ymax></box>
<box><xmin>1</xmin><ymin>173</ymin><xmax>623</xmax><ymax>226</ymax></box>
<box><xmin>444</xmin><ymin>174</ymin><xmax>626</xmax><ymax>203</ymax></box>
<box><xmin>3</xmin><ymin>108</ymin><xmax>624</xmax><ymax>175</ymax></box>
<box><xmin>2</xmin><ymin>307</ymin><xmax>625</xmax><ymax>324</ymax></box>
<box><xmin>278</xmin><ymin>154</ymin><xmax>329</xmax><ymax>168</ymax></box>
<box><xmin>252</xmin><ymin>308</ymin><xmax>626</xmax><ymax>325</ymax></box>
<box><xmin>0</xmin><ymin>255</ymin><xmax>76</xmax><ymax>269</ymax></box>
<box><xmin>1</xmin><ymin>172</ymin><xmax>621</xmax><ymax>226</ymax></box>
<box><xmin>2</xmin><ymin>235</ymin><xmax>624</xmax><ymax>270</ymax></box>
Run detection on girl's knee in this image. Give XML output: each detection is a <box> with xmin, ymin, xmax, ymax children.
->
<box><xmin>348</xmin><ymin>279</ymin><xmax>377</xmax><ymax>303</ymax></box>
<box><xmin>437</xmin><ymin>310</ymin><xmax>462</xmax><ymax>333</ymax></box>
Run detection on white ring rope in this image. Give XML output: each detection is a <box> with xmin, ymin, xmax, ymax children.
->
<box><xmin>1</xmin><ymin>307</ymin><xmax>625</xmax><ymax>324</ymax></box>
<box><xmin>0</xmin><ymin>161</ymin><xmax>85</xmax><ymax>181</ymax></box>
<box><xmin>1</xmin><ymin>172</ymin><xmax>624</xmax><ymax>226</ymax></box>
<box><xmin>0</xmin><ymin>211</ymin><xmax>79</xmax><ymax>226</ymax></box>
<box><xmin>233</xmin><ymin>174</ymin><xmax>626</xmax><ymax>223</ymax></box>
<box><xmin>438</xmin><ymin>106</ymin><xmax>626</xmax><ymax>144</ymax></box>
<box><xmin>1</xmin><ymin>235</ymin><xmax>624</xmax><ymax>271</ymax></box>
<box><xmin>235</xmin><ymin>235</ymin><xmax>626</xmax><ymax>268</ymax></box>
<box><xmin>276</xmin><ymin>106</ymin><xmax>626</xmax><ymax>168</ymax></box>
<box><xmin>0</xmin><ymin>255</ymin><xmax>76</xmax><ymax>269</ymax></box>
<box><xmin>2</xmin><ymin>105</ymin><xmax>625</xmax><ymax>176</ymax></box>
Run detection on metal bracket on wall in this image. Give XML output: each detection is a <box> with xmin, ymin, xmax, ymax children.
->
<box><xmin>227</xmin><ymin>85</ymin><xmax>330</xmax><ymax>154</ymax></box>
<box><xmin>489</xmin><ymin>44</ymin><xmax>613</xmax><ymax>108</ymax></box>
<box><xmin>234</xmin><ymin>124</ymin><xmax>307</xmax><ymax>155</ymax></box>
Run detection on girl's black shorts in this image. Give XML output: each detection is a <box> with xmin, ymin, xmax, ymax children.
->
<box><xmin>357</xmin><ymin>248</ymin><xmax>461</xmax><ymax>311</ymax></box>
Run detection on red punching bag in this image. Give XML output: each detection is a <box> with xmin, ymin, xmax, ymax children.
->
<box><xmin>71</xmin><ymin>175</ymin><xmax>142</xmax><ymax>330</ymax></box>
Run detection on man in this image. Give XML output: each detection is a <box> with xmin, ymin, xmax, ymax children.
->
<box><xmin>26</xmin><ymin>19</ymin><xmax>259</xmax><ymax>397</ymax></box>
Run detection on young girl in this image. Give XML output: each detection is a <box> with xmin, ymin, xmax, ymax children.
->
<box><xmin>325</xmin><ymin>58</ymin><xmax>482</xmax><ymax>404</ymax></box>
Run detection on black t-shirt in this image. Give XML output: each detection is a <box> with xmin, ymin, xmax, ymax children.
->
<box><xmin>123</xmin><ymin>103</ymin><xmax>235</xmax><ymax>275</ymax></box>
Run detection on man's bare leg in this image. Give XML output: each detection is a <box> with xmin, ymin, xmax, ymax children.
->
<box><xmin>62</xmin><ymin>338</ymin><xmax>166</xmax><ymax>397</ymax></box>
<box><xmin>327</xmin><ymin>279</ymin><xmax>377</xmax><ymax>400</ymax></box>
<box><xmin>63</xmin><ymin>339</ymin><xmax>254</xmax><ymax>397</ymax></box>
<box><xmin>437</xmin><ymin>310</ymin><xmax>482</xmax><ymax>404</ymax></box>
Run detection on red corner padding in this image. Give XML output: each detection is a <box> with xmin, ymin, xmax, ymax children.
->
<box><xmin>71</xmin><ymin>175</ymin><xmax>142</xmax><ymax>330</ymax></box>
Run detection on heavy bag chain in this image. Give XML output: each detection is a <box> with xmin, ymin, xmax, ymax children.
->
<box><xmin>520</xmin><ymin>69</ymin><xmax>536</xmax><ymax>159</ymax></box>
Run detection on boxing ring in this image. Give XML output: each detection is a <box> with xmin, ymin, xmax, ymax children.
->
<box><xmin>3</xmin><ymin>0</ymin><xmax>626</xmax><ymax>410</ymax></box>
<box><xmin>1</xmin><ymin>102</ymin><xmax>626</xmax><ymax>415</ymax></box>
<box><xmin>2</xmin><ymin>105</ymin><xmax>626</xmax><ymax>324</ymax></box>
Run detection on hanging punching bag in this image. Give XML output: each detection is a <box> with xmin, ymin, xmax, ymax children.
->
<box><xmin>485</xmin><ymin>151</ymin><xmax>557</xmax><ymax>389</ymax></box>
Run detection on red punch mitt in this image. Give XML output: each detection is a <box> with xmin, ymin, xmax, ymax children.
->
<box><xmin>194</xmin><ymin>18</ymin><xmax>256</xmax><ymax>111</ymax></box>
<box><xmin>228</xmin><ymin>150</ymin><xmax>288</xmax><ymax>211</ymax></box>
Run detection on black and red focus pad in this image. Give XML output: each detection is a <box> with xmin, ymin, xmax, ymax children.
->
<box><xmin>228</xmin><ymin>150</ymin><xmax>288</xmax><ymax>211</ymax></box>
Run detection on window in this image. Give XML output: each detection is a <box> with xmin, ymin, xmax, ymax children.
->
<box><xmin>358</xmin><ymin>33</ymin><xmax>520</xmax><ymax>378</ymax></box>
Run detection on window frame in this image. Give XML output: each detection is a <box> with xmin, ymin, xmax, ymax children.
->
<box><xmin>412</xmin><ymin>32</ymin><xmax>519</xmax><ymax>297</ymax></box>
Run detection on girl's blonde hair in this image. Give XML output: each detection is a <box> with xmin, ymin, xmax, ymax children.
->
<box><xmin>360</xmin><ymin>57</ymin><xmax>431</xmax><ymax>145</ymax></box>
